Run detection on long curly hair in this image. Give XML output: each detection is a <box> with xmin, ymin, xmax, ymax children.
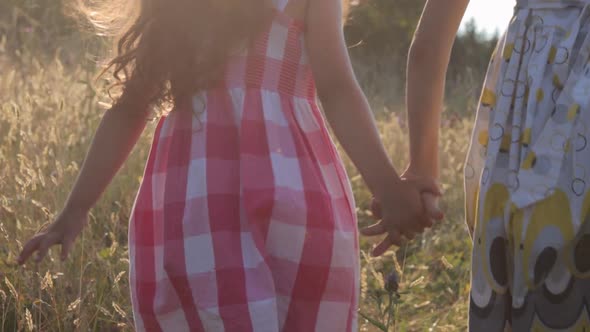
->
<box><xmin>77</xmin><ymin>0</ymin><xmax>272</xmax><ymax>111</ymax></box>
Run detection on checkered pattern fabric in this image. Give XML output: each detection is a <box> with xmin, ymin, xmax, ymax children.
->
<box><xmin>128</xmin><ymin>2</ymin><xmax>360</xmax><ymax>331</ymax></box>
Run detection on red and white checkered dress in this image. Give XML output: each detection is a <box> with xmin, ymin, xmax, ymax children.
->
<box><xmin>127</xmin><ymin>1</ymin><xmax>360</xmax><ymax>331</ymax></box>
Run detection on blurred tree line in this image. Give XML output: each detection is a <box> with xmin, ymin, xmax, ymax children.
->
<box><xmin>344</xmin><ymin>0</ymin><xmax>499</xmax><ymax>111</ymax></box>
<box><xmin>1</xmin><ymin>0</ymin><xmax>500</xmax><ymax>113</ymax></box>
<box><xmin>0</xmin><ymin>0</ymin><xmax>77</xmax><ymax>57</ymax></box>
<box><xmin>345</xmin><ymin>0</ymin><xmax>498</xmax><ymax>74</ymax></box>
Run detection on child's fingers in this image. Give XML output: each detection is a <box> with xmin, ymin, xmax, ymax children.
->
<box><xmin>360</xmin><ymin>221</ymin><xmax>387</xmax><ymax>237</ymax></box>
<box><xmin>371</xmin><ymin>231</ymin><xmax>403</xmax><ymax>257</ymax></box>
<box><xmin>35</xmin><ymin>242</ymin><xmax>50</xmax><ymax>263</ymax></box>
<box><xmin>370</xmin><ymin>198</ymin><xmax>382</xmax><ymax>219</ymax></box>
<box><xmin>18</xmin><ymin>235</ymin><xmax>44</xmax><ymax>265</ymax></box>
<box><xmin>402</xmin><ymin>229</ymin><xmax>416</xmax><ymax>240</ymax></box>
<box><xmin>421</xmin><ymin>213</ymin><xmax>434</xmax><ymax>228</ymax></box>
<box><xmin>412</xmin><ymin>178</ymin><xmax>442</xmax><ymax>196</ymax></box>
<box><xmin>34</xmin><ymin>234</ymin><xmax>58</xmax><ymax>263</ymax></box>
<box><xmin>422</xmin><ymin>193</ymin><xmax>444</xmax><ymax>221</ymax></box>
<box><xmin>60</xmin><ymin>234</ymin><xmax>76</xmax><ymax>261</ymax></box>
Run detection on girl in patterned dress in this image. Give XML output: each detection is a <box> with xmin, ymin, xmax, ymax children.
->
<box><xmin>405</xmin><ymin>0</ymin><xmax>590</xmax><ymax>330</ymax></box>
<box><xmin>17</xmin><ymin>0</ymin><xmax>442</xmax><ymax>330</ymax></box>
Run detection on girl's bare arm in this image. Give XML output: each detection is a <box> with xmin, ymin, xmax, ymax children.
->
<box><xmin>306</xmin><ymin>0</ymin><xmax>399</xmax><ymax>200</ymax></box>
<box><xmin>62</xmin><ymin>105</ymin><xmax>151</xmax><ymax>213</ymax></box>
<box><xmin>406</xmin><ymin>0</ymin><xmax>469</xmax><ymax>178</ymax></box>
<box><xmin>18</xmin><ymin>103</ymin><xmax>151</xmax><ymax>264</ymax></box>
<box><xmin>306</xmin><ymin>0</ymin><xmax>441</xmax><ymax>253</ymax></box>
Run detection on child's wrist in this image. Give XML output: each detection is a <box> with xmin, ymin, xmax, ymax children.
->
<box><xmin>405</xmin><ymin>162</ymin><xmax>439</xmax><ymax>179</ymax></box>
<box><xmin>371</xmin><ymin>174</ymin><xmax>402</xmax><ymax>203</ymax></box>
<box><xmin>63</xmin><ymin>200</ymin><xmax>91</xmax><ymax>217</ymax></box>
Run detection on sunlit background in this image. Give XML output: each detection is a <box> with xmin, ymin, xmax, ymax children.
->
<box><xmin>461</xmin><ymin>0</ymin><xmax>514</xmax><ymax>34</ymax></box>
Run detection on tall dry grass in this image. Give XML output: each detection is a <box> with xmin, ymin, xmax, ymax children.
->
<box><xmin>0</xmin><ymin>40</ymin><xmax>479</xmax><ymax>332</ymax></box>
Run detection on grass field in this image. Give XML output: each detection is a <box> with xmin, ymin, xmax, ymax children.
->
<box><xmin>0</xmin><ymin>49</ymin><xmax>478</xmax><ymax>331</ymax></box>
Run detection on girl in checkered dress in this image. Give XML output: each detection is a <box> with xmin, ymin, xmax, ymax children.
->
<box><xmin>18</xmin><ymin>0</ymin><xmax>441</xmax><ymax>330</ymax></box>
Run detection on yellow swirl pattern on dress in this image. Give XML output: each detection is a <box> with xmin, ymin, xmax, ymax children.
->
<box><xmin>503</xmin><ymin>43</ymin><xmax>514</xmax><ymax>61</ymax></box>
<box><xmin>521</xmin><ymin>128</ymin><xmax>532</xmax><ymax>147</ymax></box>
<box><xmin>530</xmin><ymin>309</ymin><xmax>590</xmax><ymax>331</ymax></box>
<box><xmin>481</xmin><ymin>89</ymin><xmax>497</xmax><ymax>107</ymax></box>
<box><xmin>522</xmin><ymin>151</ymin><xmax>537</xmax><ymax>169</ymax></box>
<box><xmin>522</xmin><ymin>189</ymin><xmax>574</xmax><ymax>288</ymax></box>
<box><xmin>565</xmin><ymin>191</ymin><xmax>590</xmax><ymax>278</ymax></box>
<box><xmin>536</xmin><ymin>88</ymin><xmax>545</xmax><ymax>102</ymax></box>
<box><xmin>478</xmin><ymin>183</ymin><xmax>510</xmax><ymax>293</ymax></box>
<box><xmin>467</xmin><ymin>185</ymin><xmax>481</xmax><ymax>234</ymax></box>
<box><xmin>568</xmin><ymin>104</ymin><xmax>581</xmax><ymax>121</ymax></box>
<box><xmin>508</xmin><ymin>203</ymin><xmax>524</xmax><ymax>258</ymax></box>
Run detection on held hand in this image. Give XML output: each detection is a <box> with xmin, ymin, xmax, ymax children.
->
<box><xmin>17</xmin><ymin>207</ymin><xmax>88</xmax><ymax>265</ymax></box>
<box><xmin>370</xmin><ymin>192</ymin><xmax>442</xmax><ymax>227</ymax></box>
<box><xmin>361</xmin><ymin>177</ymin><xmax>442</xmax><ymax>256</ymax></box>
<box><xmin>402</xmin><ymin>170</ymin><xmax>443</xmax><ymax>221</ymax></box>
<box><xmin>421</xmin><ymin>192</ymin><xmax>442</xmax><ymax>220</ymax></box>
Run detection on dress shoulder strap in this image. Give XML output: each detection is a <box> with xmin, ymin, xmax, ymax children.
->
<box><xmin>273</xmin><ymin>0</ymin><xmax>309</xmax><ymax>21</ymax></box>
<box><xmin>272</xmin><ymin>0</ymin><xmax>290</xmax><ymax>11</ymax></box>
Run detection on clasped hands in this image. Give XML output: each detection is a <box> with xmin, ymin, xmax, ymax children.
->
<box><xmin>361</xmin><ymin>171</ymin><xmax>443</xmax><ymax>257</ymax></box>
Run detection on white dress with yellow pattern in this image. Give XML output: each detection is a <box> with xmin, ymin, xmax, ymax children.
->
<box><xmin>465</xmin><ymin>0</ymin><xmax>590</xmax><ymax>330</ymax></box>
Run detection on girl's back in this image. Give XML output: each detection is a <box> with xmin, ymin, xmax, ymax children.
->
<box><xmin>128</xmin><ymin>0</ymin><xmax>359</xmax><ymax>330</ymax></box>
<box><xmin>221</xmin><ymin>0</ymin><xmax>315</xmax><ymax>99</ymax></box>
